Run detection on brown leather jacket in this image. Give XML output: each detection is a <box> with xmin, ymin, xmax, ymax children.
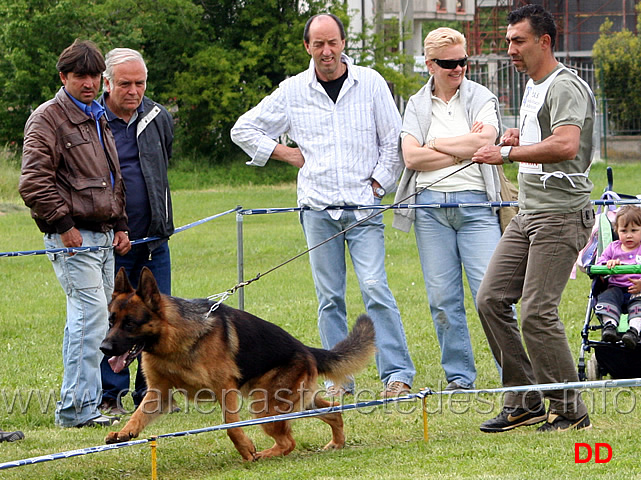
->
<box><xmin>19</xmin><ymin>88</ymin><xmax>128</xmax><ymax>234</ymax></box>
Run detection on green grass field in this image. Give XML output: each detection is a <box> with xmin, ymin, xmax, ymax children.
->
<box><xmin>0</xmin><ymin>161</ymin><xmax>639</xmax><ymax>479</ymax></box>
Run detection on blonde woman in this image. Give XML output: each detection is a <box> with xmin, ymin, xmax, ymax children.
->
<box><xmin>393</xmin><ymin>27</ymin><xmax>502</xmax><ymax>391</ymax></box>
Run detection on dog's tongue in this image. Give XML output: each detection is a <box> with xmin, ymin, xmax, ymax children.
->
<box><xmin>108</xmin><ymin>354</ymin><xmax>128</xmax><ymax>374</ymax></box>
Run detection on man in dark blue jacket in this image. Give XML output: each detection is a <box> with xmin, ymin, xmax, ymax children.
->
<box><xmin>98</xmin><ymin>48</ymin><xmax>175</xmax><ymax>414</ymax></box>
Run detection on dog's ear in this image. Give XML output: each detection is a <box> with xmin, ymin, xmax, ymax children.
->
<box><xmin>114</xmin><ymin>267</ymin><xmax>134</xmax><ymax>296</ymax></box>
<box><xmin>137</xmin><ymin>266</ymin><xmax>162</xmax><ymax>311</ymax></box>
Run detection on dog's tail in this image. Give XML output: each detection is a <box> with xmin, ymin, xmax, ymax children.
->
<box><xmin>310</xmin><ymin>314</ymin><xmax>376</xmax><ymax>385</ymax></box>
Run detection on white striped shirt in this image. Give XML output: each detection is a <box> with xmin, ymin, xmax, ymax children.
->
<box><xmin>231</xmin><ymin>54</ymin><xmax>402</xmax><ymax>219</ymax></box>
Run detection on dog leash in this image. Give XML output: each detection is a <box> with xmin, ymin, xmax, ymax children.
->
<box><xmin>206</xmin><ymin>161</ymin><xmax>478</xmax><ymax>315</ymax></box>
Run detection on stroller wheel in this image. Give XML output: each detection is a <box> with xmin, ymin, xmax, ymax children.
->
<box><xmin>587</xmin><ymin>354</ymin><xmax>602</xmax><ymax>381</ymax></box>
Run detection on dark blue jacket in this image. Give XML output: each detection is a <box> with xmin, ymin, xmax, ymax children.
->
<box><xmin>99</xmin><ymin>95</ymin><xmax>174</xmax><ymax>251</ymax></box>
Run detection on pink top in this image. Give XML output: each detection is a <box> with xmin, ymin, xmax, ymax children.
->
<box><xmin>597</xmin><ymin>241</ymin><xmax>641</xmax><ymax>288</ymax></box>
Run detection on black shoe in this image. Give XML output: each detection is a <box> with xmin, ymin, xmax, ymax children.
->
<box><xmin>622</xmin><ymin>327</ymin><xmax>639</xmax><ymax>349</ymax></box>
<box><xmin>76</xmin><ymin>415</ymin><xmax>120</xmax><ymax>428</ymax></box>
<box><xmin>0</xmin><ymin>430</ymin><xmax>24</xmax><ymax>442</ymax></box>
<box><xmin>537</xmin><ymin>413</ymin><xmax>591</xmax><ymax>432</ymax></box>
<box><xmin>480</xmin><ymin>404</ymin><xmax>547</xmax><ymax>433</ymax></box>
<box><xmin>601</xmin><ymin>324</ymin><xmax>619</xmax><ymax>343</ymax></box>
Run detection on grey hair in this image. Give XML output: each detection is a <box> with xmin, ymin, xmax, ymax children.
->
<box><xmin>103</xmin><ymin>48</ymin><xmax>147</xmax><ymax>91</ymax></box>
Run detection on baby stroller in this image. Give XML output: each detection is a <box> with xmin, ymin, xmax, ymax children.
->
<box><xmin>577</xmin><ymin>167</ymin><xmax>641</xmax><ymax>381</ymax></box>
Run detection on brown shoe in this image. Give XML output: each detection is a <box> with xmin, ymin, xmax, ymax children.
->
<box><xmin>99</xmin><ymin>399</ymin><xmax>127</xmax><ymax>416</ymax></box>
<box><xmin>380</xmin><ymin>381</ymin><xmax>411</xmax><ymax>398</ymax></box>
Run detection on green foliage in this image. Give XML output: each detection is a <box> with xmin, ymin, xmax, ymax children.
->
<box><xmin>89</xmin><ymin>0</ymin><xmax>210</xmax><ymax>99</ymax></box>
<box><xmin>0</xmin><ymin>144</ymin><xmax>21</xmax><ymax>205</ymax></box>
<box><xmin>169</xmin><ymin>0</ymin><xmax>324</xmax><ymax>160</ymax></box>
<box><xmin>593</xmin><ymin>8</ymin><xmax>641</xmax><ymax>134</ymax></box>
<box><xmin>349</xmin><ymin>18</ymin><xmax>424</xmax><ymax>101</ymax></box>
<box><xmin>0</xmin><ymin>0</ymin><xmax>87</xmax><ymax>144</ymax></box>
<box><xmin>0</xmin><ymin>0</ymin><xmax>207</xmax><ymax>145</ymax></box>
<box><xmin>169</xmin><ymin>45</ymin><xmax>250</xmax><ymax>161</ymax></box>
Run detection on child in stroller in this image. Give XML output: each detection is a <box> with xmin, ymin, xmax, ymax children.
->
<box><xmin>576</xmin><ymin>168</ymin><xmax>641</xmax><ymax>380</ymax></box>
<box><xmin>594</xmin><ymin>205</ymin><xmax>641</xmax><ymax>349</ymax></box>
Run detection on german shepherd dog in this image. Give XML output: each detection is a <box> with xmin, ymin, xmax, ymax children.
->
<box><xmin>101</xmin><ymin>267</ymin><xmax>376</xmax><ymax>460</ymax></box>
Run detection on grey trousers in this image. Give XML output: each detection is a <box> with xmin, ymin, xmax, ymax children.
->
<box><xmin>477</xmin><ymin>206</ymin><xmax>594</xmax><ymax>418</ymax></box>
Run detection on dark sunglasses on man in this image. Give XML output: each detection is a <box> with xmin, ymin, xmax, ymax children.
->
<box><xmin>432</xmin><ymin>57</ymin><xmax>468</xmax><ymax>69</ymax></box>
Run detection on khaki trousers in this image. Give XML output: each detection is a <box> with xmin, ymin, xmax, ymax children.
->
<box><xmin>477</xmin><ymin>206</ymin><xmax>594</xmax><ymax>418</ymax></box>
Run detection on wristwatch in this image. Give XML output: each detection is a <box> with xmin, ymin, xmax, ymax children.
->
<box><xmin>373</xmin><ymin>186</ymin><xmax>386</xmax><ymax>198</ymax></box>
<box><xmin>500</xmin><ymin>146</ymin><xmax>513</xmax><ymax>163</ymax></box>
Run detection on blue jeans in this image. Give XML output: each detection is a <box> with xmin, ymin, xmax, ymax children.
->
<box><xmin>45</xmin><ymin>230</ymin><xmax>115</xmax><ymax>427</ymax></box>
<box><xmin>300</xmin><ymin>208</ymin><xmax>415</xmax><ymax>391</ymax></box>
<box><xmin>100</xmin><ymin>241</ymin><xmax>171</xmax><ymax>407</ymax></box>
<box><xmin>414</xmin><ymin>189</ymin><xmax>501</xmax><ymax>388</ymax></box>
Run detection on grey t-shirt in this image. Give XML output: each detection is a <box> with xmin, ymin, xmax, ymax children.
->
<box><xmin>518</xmin><ymin>66</ymin><xmax>594</xmax><ymax>214</ymax></box>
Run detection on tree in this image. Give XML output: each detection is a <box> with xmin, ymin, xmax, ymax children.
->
<box><xmin>0</xmin><ymin>0</ymin><xmax>92</xmax><ymax>145</ymax></box>
<box><xmin>170</xmin><ymin>0</ymin><xmax>339</xmax><ymax>161</ymax></box>
<box><xmin>592</xmin><ymin>8</ymin><xmax>641</xmax><ymax>135</ymax></box>
<box><xmin>89</xmin><ymin>0</ymin><xmax>210</xmax><ymax>98</ymax></box>
<box><xmin>348</xmin><ymin>17</ymin><xmax>423</xmax><ymax>106</ymax></box>
<box><xmin>0</xmin><ymin>0</ymin><xmax>207</xmax><ymax>146</ymax></box>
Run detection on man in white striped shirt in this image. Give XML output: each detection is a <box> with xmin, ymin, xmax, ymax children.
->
<box><xmin>231</xmin><ymin>13</ymin><xmax>415</xmax><ymax>398</ymax></box>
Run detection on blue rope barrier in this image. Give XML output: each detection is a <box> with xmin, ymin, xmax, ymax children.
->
<box><xmin>0</xmin><ymin>245</ymin><xmax>113</xmax><ymax>258</ymax></box>
<box><xmin>419</xmin><ymin>377</ymin><xmax>641</xmax><ymax>397</ymax></box>
<box><xmin>3</xmin><ymin>199</ymin><xmax>639</xmax><ymax>257</ymax></box>
<box><xmin>0</xmin><ymin>439</ymin><xmax>149</xmax><ymax>470</ymax></box>
<box><xmin>239</xmin><ymin>202</ymin><xmax>519</xmax><ymax>215</ymax></box>
<box><xmin>1</xmin><ymin>377</ymin><xmax>639</xmax><ymax>471</ymax></box>
<box><xmin>239</xmin><ymin>198</ymin><xmax>641</xmax><ymax>216</ymax></box>
<box><xmin>133</xmin><ymin>206</ymin><xmax>243</xmax><ymax>244</ymax></box>
<box><xmin>0</xmin><ymin>206</ymin><xmax>242</xmax><ymax>259</ymax></box>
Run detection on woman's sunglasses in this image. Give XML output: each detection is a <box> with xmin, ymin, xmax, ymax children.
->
<box><xmin>432</xmin><ymin>57</ymin><xmax>468</xmax><ymax>69</ymax></box>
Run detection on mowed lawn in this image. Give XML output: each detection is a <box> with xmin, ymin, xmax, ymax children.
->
<box><xmin>0</xmin><ymin>162</ymin><xmax>639</xmax><ymax>479</ymax></box>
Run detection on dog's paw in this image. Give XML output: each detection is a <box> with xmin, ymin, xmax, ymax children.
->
<box><xmin>237</xmin><ymin>447</ymin><xmax>258</xmax><ymax>462</ymax></box>
<box><xmin>105</xmin><ymin>431</ymin><xmax>134</xmax><ymax>444</ymax></box>
<box><xmin>322</xmin><ymin>440</ymin><xmax>344</xmax><ymax>451</ymax></box>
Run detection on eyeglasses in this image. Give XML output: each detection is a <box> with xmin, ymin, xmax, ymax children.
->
<box><xmin>432</xmin><ymin>57</ymin><xmax>468</xmax><ymax>69</ymax></box>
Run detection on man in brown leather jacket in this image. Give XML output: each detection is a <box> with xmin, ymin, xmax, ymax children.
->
<box><xmin>19</xmin><ymin>39</ymin><xmax>130</xmax><ymax>428</ymax></box>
